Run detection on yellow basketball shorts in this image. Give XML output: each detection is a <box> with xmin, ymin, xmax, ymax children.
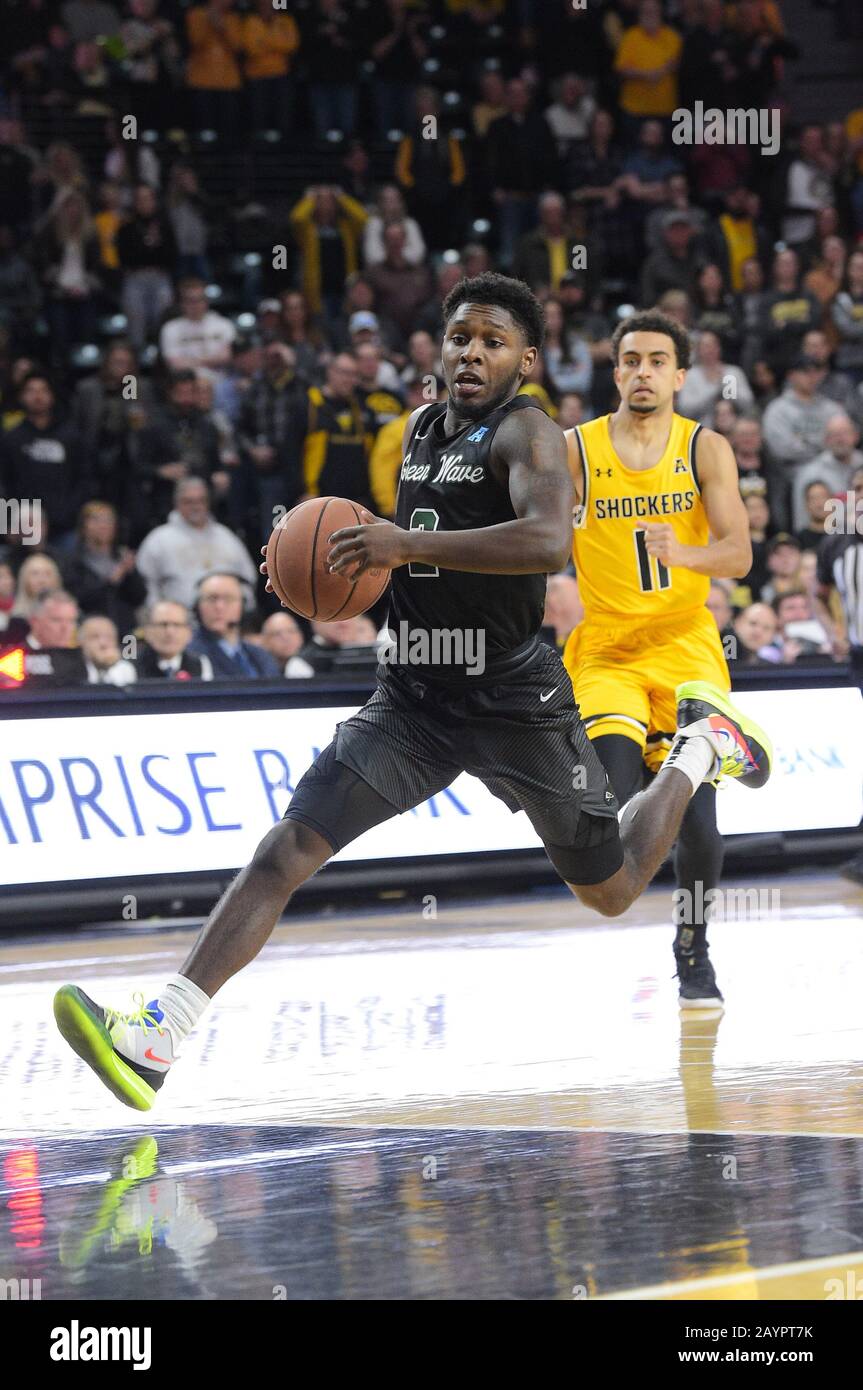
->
<box><xmin>562</xmin><ymin>605</ymin><xmax>730</xmax><ymax>774</ymax></box>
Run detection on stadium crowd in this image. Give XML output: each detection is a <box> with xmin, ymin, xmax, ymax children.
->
<box><xmin>1</xmin><ymin>0</ymin><xmax>862</xmax><ymax>686</ymax></box>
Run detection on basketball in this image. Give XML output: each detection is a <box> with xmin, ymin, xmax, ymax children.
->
<box><xmin>265</xmin><ymin>496</ymin><xmax>390</xmax><ymax>621</ymax></box>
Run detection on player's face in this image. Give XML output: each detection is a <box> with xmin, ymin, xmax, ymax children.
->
<box><xmin>614</xmin><ymin>332</ymin><xmax>685</xmax><ymax>415</ymax></box>
<box><xmin>442</xmin><ymin>304</ymin><xmax>535</xmax><ymax>420</ymax></box>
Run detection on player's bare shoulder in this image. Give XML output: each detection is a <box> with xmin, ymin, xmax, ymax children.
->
<box><xmin>490</xmin><ymin>401</ymin><xmax>569</xmax><ymax>481</ymax></box>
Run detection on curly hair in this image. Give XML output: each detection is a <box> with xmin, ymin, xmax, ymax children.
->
<box><xmin>441</xmin><ymin>272</ymin><xmax>545</xmax><ymax>351</ymax></box>
<box><xmin>610</xmin><ymin>309</ymin><xmax>692</xmax><ymax>371</ymax></box>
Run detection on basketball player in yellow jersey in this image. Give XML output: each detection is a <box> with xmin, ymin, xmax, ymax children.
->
<box><xmin>563</xmin><ymin>310</ymin><xmax>753</xmax><ymax>1009</ymax></box>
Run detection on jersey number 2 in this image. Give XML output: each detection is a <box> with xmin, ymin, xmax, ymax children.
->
<box><xmin>633</xmin><ymin>528</ymin><xmax>671</xmax><ymax>592</ymax></box>
<box><xmin>408</xmin><ymin>508</ymin><xmax>440</xmax><ymax>577</ymax></box>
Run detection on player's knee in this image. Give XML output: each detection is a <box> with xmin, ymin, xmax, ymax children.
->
<box><xmin>250</xmin><ymin>819</ymin><xmax>331</xmax><ymax>892</ymax></box>
<box><xmin>571</xmin><ymin>876</ymin><xmax>632</xmax><ymax>918</ymax></box>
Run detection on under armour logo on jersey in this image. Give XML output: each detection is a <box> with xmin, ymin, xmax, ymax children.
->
<box><xmin>595</xmin><ymin>467</ymin><xmax>612</xmax><ymax>477</ymax></box>
<box><xmin>674</xmin><ymin>457</ymin><xmax>687</xmax><ymax>473</ymax></box>
<box><xmin>466</xmin><ymin>426</ymin><xmax>489</xmax><ymax>443</ymax></box>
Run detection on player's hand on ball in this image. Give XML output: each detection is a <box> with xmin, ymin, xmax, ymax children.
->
<box><xmin>259</xmin><ymin>546</ymin><xmax>286</xmax><ymax>604</ymax></box>
<box><xmin>642</xmin><ymin>523</ymin><xmax>683</xmax><ymax>567</ymax></box>
<box><xmin>327</xmin><ymin>517</ymin><xmax>408</xmax><ymax>577</ymax></box>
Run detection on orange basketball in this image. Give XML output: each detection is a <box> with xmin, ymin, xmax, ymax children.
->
<box><xmin>265</xmin><ymin>496</ymin><xmax>390</xmax><ymax>621</ymax></box>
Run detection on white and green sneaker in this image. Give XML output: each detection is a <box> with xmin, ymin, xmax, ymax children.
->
<box><xmin>54</xmin><ymin>986</ymin><xmax>174</xmax><ymax>1111</ymax></box>
<box><xmin>673</xmin><ymin>681</ymin><xmax>773</xmax><ymax>789</ymax></box>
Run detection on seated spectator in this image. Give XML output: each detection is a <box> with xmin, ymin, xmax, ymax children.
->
<box><xmin>795</xmin><ymin>480</ymin><xmax>831</xmax><ymax>551</ymax></box>
<box><xmin>362</xmin><ymin>186</ymin><xmax>426</xmax><ymax>269</ymax></box>
<box><xmin>11</xmin><ymin>553</ymin><xmax>65</xmax><ymax>626</ymax></box>
<box><xmin>760</xmin><ymin>532</ymin><xmax>804</xmax><ymax>605</ymax></box>
<box><xmin>731</xmin><ymin>601</ymin><xmax>778</xmax><ymax>666</ymax></box>
<box><xmin>640</xmin><ymin>211</ymin><xmax>705</xmax><ymax>307</ymax></box>
<box><xmin>0</xmin><ymin>560</ymin><xmax>28</xmax><ymax>643</ymax></box>
<box><xmin>348</xmin><ymin>314</ymin><xmax>398</xmax><ymax>374</ymax></box>
<box><xmin>712</xmin><ymin>398</ymin><xmax>741</xmax><ymax>440</ymax></box>
<box><xmin>545</xmin><ymin>73</ymin><xmax>597</xmax><ymax>158</ymax></box>
<box><xmin>188</xmin><ymin>571</ymin><xmax>280</xmax><ymax>678</ymax></box>
<box><xmin>514</xmin><ymin>193</ymin><xmax>584</xmax><ymax>295</ymax></box>
<box><xmin>764</xmin><ymin>588</ymin><xmax>832</xmax><ymax>664</ymax></box>
<box><xmin>566</xmin><ymin>110</ymin><xmax>631</xmax><ymax>282</ymax></box>
<box><xmin>71</xmin><ymin>340</ymin><xmax>155</xmax><ymax>510</ymax></box>
<box><xmin>691</xmin><ymin>264</ymin><xmax>741</xmax><ymax>361</ymax></box>
<box><xmin>303</xmin><ymin>354</ymin><xmax>376</xmax><ymax>511</ymax></box>
<box><xmin>645</xmin><ymin>174</ymin><xmax>708</xmax><ymax>254</ymax></box>
<box><xmin>259</xmin><ymin>611</ymin><xmax>314</xmax><ymax>678</ymax></box>
<box><xmin>278</xmin><ymin>289</ymin><xmax>330</xmax><ymax>380</ymax></box>
<box><xmin>236</xmin><ymin>340</ymin><xmax>307</xmax><ymax>537</ymax></box>
<box><xmin>370</xmin><ymin>376</ymin><xmax>431</xmax><ymax>518</ymax></box>
<box><xmin>803</xmin><ymin>234</ymin><xmax>847</xmax><ymax>310</ymax></box>
<box><xmin>831</xmin><ymin>249</ymin><xmax>863</xmax><ymax>384</ymax></box>
<box><xmin>542</xmin><ymin>297</ymin><xmax>593</xmax><ymax>402</ymax></box>
<box><xmin>133</xmin><ymin>369</ymin><xmax>226</xmax><ymax>532</ymax></box>
<box><xmin>751</xmin><ymin>356</ymin><xmax>779</xmax><ymax>409</ymax></box>
<box><xmin>676</xmin><ymin>330</ymin><xmax>753</xmax><ymax>426</ymax></box>
<box><xmin>791</xmin><ymin>413</ymin><xmax>863</xmax><ymax>531</ymax></box>
<box><xmin>80</xmin><ymin>614</ymin><xmax>137</xmax><ymax>685</ymax></box>
<box><xmin>762</xmin><ymin>358</ymin><xmax>839</xmax><ymax>494</ymax></box>
<box><xmin>116</xmin><ymin>182</ymin><xmax>176</xmax><ymax>350</ymax></box>
<box><xmin>740</xmin><ymin>491</ymin><xmax>771</xmax><ymax>600</ymax></box>
<box><xmin>760</xmin><ymin>248</ymin><xmax>823</xmax><ymax>378</ymax></box>
<box><xmin>557</xmin><ymin>392</ymin><xmax>586</xmax><ymax>430</ymax></box>
<box><xmin>62</xmin><ymin>500</ymin><xmax>146</xmax><ymax>635</ymax></box>
<box><xmin>715</xmin><ymin>188</ymin><xmax>768</xmax><ymax>294</ymax></box>
<box><xmin>299</xmin><ymin>615</ymin><xmax>377</xmax><ymax>676</ymax></box>
<box><xmin>542</xmin><ymin>574</ymin><xmax>584</xmax><ymax>651</ymax></box>
<box><xmin>0</xmin><ymin>371</ymin><xmax>90</xmax><ymax>543</ymax></box>
<box><xmin>705</xmin><ymin>579</ymin><xmax>736</xmax><ymax>654</ymax></box>
<box><xmin>355</xmin><ymin>342</ymin><xmax>404</xmax><ymax>428</ymax></box>
<box><xmin>212</xmin><ymin>336</ymin><xmax>263</xmax><ymax>428</ymax></box>
<box><xmin>802</xmin><ymin>328</ymin><xmax>860</xmax><ymax>424</ymax></box>
<box><xmin>135</xmin><ymin>599</ymin><xmax>213</xmax><ymax>679</ymax></box>
<box><xmin>618</xmin><ymin>120</ymin><xmax>683</xmax><ymax>213</ymax></box>
<box><xmin>135</xmin><ymin>477</ymin><xmax>258</xmax><ymax>610</ymax></box>
<box><xmin>23</xmin><ymin>590</ymin><xmax>87</xmax><ymax>685</ymax></box>
<box><xmin>159</xmin><ymin>278</ymin><xmax>236</xmax><ymax>379</ymax></box>
<box><xmin>414</xmin><ymin>260</ymin><xmax>464</xmax><ymax>341</ymax></box>
<box><xmin>732</xmin><ymin>416</ymin><xmax>767</xmax><ymax>479</ymax></box>
<box><xmin>399</xmin><ymin>329</ymin><xmax>442</xmax><ymax>389</ymax></box>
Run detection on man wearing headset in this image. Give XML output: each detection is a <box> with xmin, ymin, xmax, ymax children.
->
<box><xmin>188</xmin><ymin>571</ymin><xmax>280</xmax><ymax>679</ymax></box>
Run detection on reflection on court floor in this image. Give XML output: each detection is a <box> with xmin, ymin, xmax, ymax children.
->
<box><xmin>2</xmin><ymin>874</ymin><xmax>862</xmax><ymax>1299</ymax></box>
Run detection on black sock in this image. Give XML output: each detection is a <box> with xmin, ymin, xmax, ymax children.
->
<box><xmin>673</xmin><ymin>784</ymin><xmax>724</xmax><ymax>955</ymax></box>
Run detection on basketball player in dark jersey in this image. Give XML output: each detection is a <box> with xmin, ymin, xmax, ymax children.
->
<box><xmin>54</xmin><ymin>274</ymin><xmax>772</xmax><ymax>1111</ymax></box>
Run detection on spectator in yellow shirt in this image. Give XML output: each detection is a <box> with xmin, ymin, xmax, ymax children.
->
<box><xmin>185</xmin><ymin>1</ymin><xmax>244</xmax><ymax>140</ymax></box>
<box><xmin>242</xmin><ymin>0</ymin><xmax>300</xmax><ymax>136</ymax></box>
<box><xmin>369</xmin><ymin>378</ymin><xmax>433</xmax><ymax>518</ymax></box>
<box><xmin>614</xmin><ymin>0</ymin><xmax>682</xmax><ymax>131</ymax></box>
<box><xmin>290</xmin><ymin>185</ymin><xmax>368</xmax><ymax>323</ymax></box>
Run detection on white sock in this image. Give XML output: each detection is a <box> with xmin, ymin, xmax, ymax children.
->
<box><xmin>157</xmin><ymin>974</ymin><xmax>210</xmax><ymax>1048</ymax></box>
<box><xmin>657</xmin><ymin>734</ymin><xmax>717</xmax><ymax>796</ymax></box>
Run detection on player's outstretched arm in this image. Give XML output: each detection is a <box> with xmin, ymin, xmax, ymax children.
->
<box><xmin>642</xmin><ymin>429</ymin><xmax>752</xmax><ymax>580</ymax></box>
<box><xmin>328</xmin><ymin>408</ymin><xmax>574</xmax><ymax>578</ymax></box>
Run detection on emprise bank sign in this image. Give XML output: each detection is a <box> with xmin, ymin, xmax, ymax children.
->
<box><xmin>0</xmin><ymin>687</ymin><xmax>861</xmax><ymax>887</ymax></box>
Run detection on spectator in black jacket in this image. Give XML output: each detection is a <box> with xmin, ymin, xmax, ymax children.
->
<box><xmin>235</xmin><ymin>341</ymin><xmax>307</xmax><ymax>539</ymax></box>
<box><xmin>135</xmin><ymin>599</ymin><xmax>213</xmax><ymax>680</ymax></box>
<box><xmin>61</xmin><ymin>500</ymin><xmax>146</xmax><ymax>636</ymax></box>
<box><xmin>132</xmin><ymin>369</ymin><xmax>225</xmax><ymax>535</ymax></box>
<box><xmin>485</xmin><ymin>78</ymin><xmax>559</xmax><ymax>269</ymax></box>
<box><xmin>0</xmin><ymin>371</ymin><xmax>90</xmax><ymax>543</ymax></box>
<box><xmin>71</xmin><ymin>340</ymin><xmax>155</xmax><ymax>515</ymax></box>
<box><xmin>23</xmin><ymin>589</ymin><xmax>88</xmax><ymax>685</ymax></box>
<box><xmin>116</xmin><ymin>182</ymin><xmax>176</xmax><ymax>349</ymax></box>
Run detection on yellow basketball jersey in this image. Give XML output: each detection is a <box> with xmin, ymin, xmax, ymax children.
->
<box><xmin>568</xmin><ymin>413</ymin><xmax>709</xmax><ymax>620</ymax></box>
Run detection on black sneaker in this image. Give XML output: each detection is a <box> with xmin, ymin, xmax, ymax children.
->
<box><xmin>675</xmin><ymin>951</ymin><xmax>724</xmax><ymax>1011</ymax></box>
